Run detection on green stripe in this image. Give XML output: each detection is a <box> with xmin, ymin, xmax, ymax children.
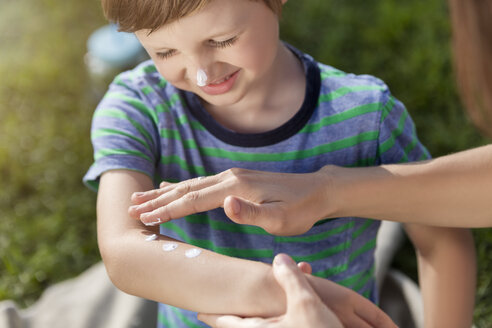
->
<box><xmin>105</xmin><ymin>93</ymin><xmax>158</xmax><ymax>124</ymax></box>
<box><xmin>349</xmin><ymin>238</ymin><xmax>377</xmax><ymax>262</ymax></box>
<box><xmin>347</xmin><ymin>156</ymin><xmax>377</xmax><ymax>167</ymax></box>
<box><xmin>314</xmin><ymin>263</ymin><xmax>349</xmax><ymax>278</ymax></box>
<box><xmin>175</xmin><ymin>114</ymin><xmax>207</xmax><ymax>131</ymax></box>
<box><xmin>291</xmin><ymin>241</ymin><xmax>350</xmax><ymax>263</ymax></box>
<box><xmin>320</xmin><ymin>69</ymin><xmax>347</xmax><ymax>79</ymax></box>
<box><xmin>169</xmin><ymin>306</ymin><xmax>203</xmax><ymax>328</ymax></box>
<box><xmin>338</xmin><ymin>265</ymin><xmax>375</xmax><ymax>289</ymax></box>
<box><xmin>155</xmin><ymin>93</ymin><xmax>181</xmax><ymax>114</ymax></box>
<box><xmin>162</xmin><ymin>222</ymin><xmax>273</xmax><ymax>258</ymax></box>
<box><xmin>184</xmin><ymin>214</ymin><xmax>269</xmax><ymax>235</ymax></box>
<box><xmin>94</xmin><ymin>108</ymin><xmax>155</xmax><ymax>149</ymax></box>
<box><xmin>157</xmin><ymin>78</ymin><xmax>167</xmax><ymax>89</ymax></box>
<box><xmin>158</xmin><ymin>311</ymin><xmax>173</xmax><ymax>327</ymax></box>
<box><xmin>160</xmin><ymin>155</ymin><xmax>208</xmax><ymax>175</ymax></box>
<box><xmin>301</xmin><ymin>102</ymin><xmax>382</xmax><ymax>134</ymax></box>
<box><xmin>317</xmin><ymin>86</ymin><xmax>385</xmax><ymax>107</ymax></box>
<box><xmin>160</xmin><ymin>128</ymin><xmax>182</xmax><ymax>140</ymax></box>
<box><xmin>379</xmin><ymin>109</ymin><xmax>409</xmax><ymax>155</ymax></box>
<box><xmin>92</xmin><ymin>128</ymin><xmax>150</xmax><ymax>151</ymax></box>
<box><xmin>198</xmin><ymin>131</ymin><xmax>378</xmax><ymax>162</ymax></box>
<box><xmin>141</xmin><ymin>85</ymin><xmax>154</xmax><ymax>95</ymax></box>
<box><xmin>275</xmin><ymin>221</ymin><xmax>354</xmax><ymax>243</ymax></box>
<box><xmin>352</xmin><ymin>220</ymin><xmax>375</xmax><ymax>239</ymax></box>
<box><xmin>95</xmin><ymin>148</ymin><xmax>152</xmax><ymax>162</ymax></box>
<box><xmin>353</xmin><ymin>266</ymin><xmax>375</xmax><ymax>291</ymax></box>
<box><xmin>380</xmin><ymin>96</ymin><xmax>396</xmax><ymax>122</ymax></box>
<box><xmin>113</xmin><ymin>76</ymin><xmax>132</xmax><ymax>90</ymax></box>
<box><xmin>399</xmin><ymin>133</ymin><xmax>418</xmax><ymax>163</ymax></box>
<box><xmin>160</xmin><ymin>129</ymin><xmax>379</xmax><ymax>163</ymax></box>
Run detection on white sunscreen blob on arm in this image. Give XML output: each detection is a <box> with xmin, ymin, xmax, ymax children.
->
<box><xmin>145</xmin><ymin>234</ymin><xmax>158</xmax><ymax>241</ymax></box>
<box><xmin>196</xmin><ymin>69</ymin><xmax>208</xmax><ymax>87</ymax></box>
<box><xmin>185</xmin><ymin>248</ymin><xmax>202</xmax><ymax>258</ymax></box>
<box><xmin>162</xmin><ymin>242</ymin><xmax>179</xmax><ymax>251</ymax></box>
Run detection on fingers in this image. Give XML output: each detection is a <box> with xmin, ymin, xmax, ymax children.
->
<box><xmin>128</xmin><ymin>176</ymin><xmax>221</xmax><ymax>222</ymax></box>
<box><xmin>136</xmin><ymin>181</ymin><xmax>244</xmax><ymax>225</ymax></box>
<box><xmin>353</xmin><ymin>300</ymin><xmax>398</xmax><ymax>328</ymax></box>
<box><xmin>272</xmin><ymin>254</ymin><xmax>318</xmax><ymax>302</ymax></box>
<box><xmin>197</xmin><ymin>314</ymin><xmax>267</xmax><ymax>328</ymax></box>
<box><xmin>297</xmin><ymin>262</ymin><xmax>312</xmax><ymax>275</ymax></box>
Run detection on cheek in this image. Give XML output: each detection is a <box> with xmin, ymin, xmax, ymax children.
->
<box><xmin>233</xmin><ymin>25</ymin><xmax>279</xmax><ymax>73</ymax></box>
<box><xmin>154</xmin><ymin>61</ymin><xmax>189</xmax><ymax>87</ymax></box>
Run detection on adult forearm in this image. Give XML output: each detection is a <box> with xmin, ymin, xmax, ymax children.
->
<box><xmin>327</xmin><ymin>144</ymin><xmax>492</xmax><ymax>227</ymax></box>
<box><xmin>415</xmin><ymin>228</ymin><xmax>476</xmax><ymax>327</ymax></box>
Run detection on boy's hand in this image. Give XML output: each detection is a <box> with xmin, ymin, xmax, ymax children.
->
<box><xmin>129</xmin><ymin>168</ymin><xmax>333</xmax><ymax>236</ymax></box>
<box><xmin>198</xmin><ymin>254</ymin><xmax>396</xmax><ymax>328</ymax></box>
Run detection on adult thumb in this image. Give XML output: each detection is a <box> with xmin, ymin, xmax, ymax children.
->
<box><xmin>224</xmin><ymin>195</ymin><xmax>264</xmax><ymax>224</ymax></box>
<box><xmin>272</xmin><ymin>253</ymin><xmax>317</xmax><ymax>301</ymax></box>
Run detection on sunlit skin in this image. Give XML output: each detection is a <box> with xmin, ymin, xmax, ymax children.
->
<box><xmin>134</xmin><ymin>0</ymin><xmax>305</xmax><ymax>133</ymax></box>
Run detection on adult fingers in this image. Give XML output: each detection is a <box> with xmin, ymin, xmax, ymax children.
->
<box><xmin>138</xmin><ymin>183</ymin><xmax>239</xmax><ymax>225</ymax></box>
<box><xmin>297</xmin><ymin>262</ymin><xmax>312</xmax><ymax>275</ymax></box>
<box><xmin>197</xmin><ymin>314</ymin><xmax>267</xmax><ymax>328</ymax></box>
<box><xmin>272</xmin><ymin>254</ymin><xmax>318</xmax><ymax>303</ymax></box>
<box><xmin>353</xmin><ymin>300</ymin><xmax>397</xmax><ymax>328</ymax></box>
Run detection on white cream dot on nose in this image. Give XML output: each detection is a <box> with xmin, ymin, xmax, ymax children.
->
<box><xmin>196</xmin><ymin>69</ymin><xmax>208</xmax><ymax>87</ymax></box>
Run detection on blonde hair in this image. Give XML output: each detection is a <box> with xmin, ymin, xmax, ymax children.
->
<box><xmin>102</xmin><ymin>0</ymin><xmax>283</xmax><ymax>33</ymax></box>
<box><xmin>449</xmin><ymin>0</ymin><xmax>492</xmax><ymax>138</ymax></box>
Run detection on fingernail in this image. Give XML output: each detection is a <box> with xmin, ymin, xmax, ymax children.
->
<box><xmin>230</xmin><ymin>198</ymin><xmax>240</xmax><ymax>215</ymax></box>
<box><xmin>133</xmin><ymin>192</ymin><xmax>145</xmax><ymax>197</ymax></box>
<box><xmin>143</xmin><ymin>218</ymin><xmax>162</xmax><ymax>226</ymax></box>
<box><xmin>274</xmin><ymin>253</ymin><xmax>294</xmax><ymax>266</ymax></box>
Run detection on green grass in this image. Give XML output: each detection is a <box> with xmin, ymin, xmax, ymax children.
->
<box><xmin>1</xmin><ymin>0</ymin><xmax>491</xmax><ymax>326</ymax></box>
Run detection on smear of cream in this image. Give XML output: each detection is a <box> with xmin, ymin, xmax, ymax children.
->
<box><xmin>185</xmin><ymin>248</ymin><xmax>202</xmax><ymax>258</ymax></box>
<box><xmin>162</xmin><ymin>242</ymin><xmax>179</xmax><ymax>252</ymax></box>
<box><xmin>196</xmin><ymin>69</ymin><xmax>208</xmax><ymax>87</ymax></box>
<box><xmin>145</xmin><ymin>234</ymin><xmax>158</xmax><ymax>241</ymax></box>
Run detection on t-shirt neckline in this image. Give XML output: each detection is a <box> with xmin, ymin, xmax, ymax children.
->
<box><xmin>182</xmin><ymin>44</ymin><xmax>321</xmax><ymax>148</ymax></box>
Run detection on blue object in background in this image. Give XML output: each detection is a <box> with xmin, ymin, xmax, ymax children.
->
<box><xmin>86</xmin><ymin>24</ymin><xmax>147</xmax><ymax>77</ymax></box>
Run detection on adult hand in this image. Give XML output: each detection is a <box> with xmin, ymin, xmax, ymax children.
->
<box><xmin>129</xmin><ymin>167</ymin><xmax>335</xmax><ymax>235</ymax></box>
<box><xmin>197</xmin><ymin>253</ymin><xmax>344</xmax><ymax>328</ymax></box>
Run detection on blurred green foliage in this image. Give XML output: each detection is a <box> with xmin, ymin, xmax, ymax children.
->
<box><xmin>0</xmin><ymin>0</ymin><xmax>490</xmax><ymax>326</ymax></box>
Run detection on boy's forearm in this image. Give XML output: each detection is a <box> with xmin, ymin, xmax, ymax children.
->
<box><xmin>325</xmin><ymin>144</ymin><xmax>492</xmax><ymax>227</ymax></box>
<box><xmin>407</xmin><ymin>225</ymin><xmax>476</xmax><ymax>327</ymax></box>
<box><xmin>98</xmin><ymin>170</ymin><xmax>286</xmax><ymax>317</ymax></box>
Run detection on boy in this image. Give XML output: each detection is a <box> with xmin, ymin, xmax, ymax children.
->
<box><xmin>84</xmin><ymin>0</ymin><xmax>476</xmax><ymax>327</ymax></box>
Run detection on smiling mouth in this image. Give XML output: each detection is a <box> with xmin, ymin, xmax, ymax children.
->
<box><xmin>209</xmin><ymin>72</ymin><xmax>235</xmax><ymax>85</ymax></box>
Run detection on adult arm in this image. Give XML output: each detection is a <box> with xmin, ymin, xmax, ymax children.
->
<box><xmin>133</xmin><ymin>144</ymin><xmax>492</xmax><ymax>232</ymax></box>
<box><xmin>332</xmin><ymin>144</ymin><xmax>492</xmax><ymax>227</ymax></box>
<box><xmin>404</xmin><ymin>224</ymin><xmax>476</xmax><ymax>327</ymax></box>
<box><xmin>98</xmin><ymin>169</ymin><xmax>395</xmax><ymax>327</ymax></box>
<box><xmin>198</xmin><ymin>253</ymin><xmax>343</xmax><ymax>328</ymax></box>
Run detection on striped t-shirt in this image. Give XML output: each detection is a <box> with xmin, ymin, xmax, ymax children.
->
<box><xmin>84</xmin><ymin>45</ymin><xmax>430</xmax><ymax>328</ymax></box>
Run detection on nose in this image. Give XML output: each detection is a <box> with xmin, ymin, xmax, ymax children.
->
<box><xmin>185</xmin><ymin>51</ymin><xmax>214</xmax><ymax>86</ymax></box>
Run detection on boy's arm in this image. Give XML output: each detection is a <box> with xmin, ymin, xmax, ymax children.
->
<box><xmin>98</xmin><ymin>169</ymin><xmax>395</xmax><ymax>327</ymax></box>
<box><xmin>403</xmin><ymin>224</ymin><xmax>476</xmax><ymax>327</ymax></box>
<box><xmin>97</xmin><ymin>169</ymin><xmax>285</xmax><ymax>316</ymax></box>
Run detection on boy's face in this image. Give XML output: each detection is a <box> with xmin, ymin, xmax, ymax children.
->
<box><xmin>135</xmin><ymin>0</ymin><xmax>285</xmax><ymax>108</ymax></box>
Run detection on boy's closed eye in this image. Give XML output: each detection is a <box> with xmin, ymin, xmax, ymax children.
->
<box><xmin>155</xmin><ymin>35</ymin><xmax>239</xmax><ymax>60</ymax></box>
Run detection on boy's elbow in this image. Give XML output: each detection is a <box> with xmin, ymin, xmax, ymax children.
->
<box><xmin>98</xmin><ymin>235</ymin><xmax>135</xmax><ymax>294</ymax></box>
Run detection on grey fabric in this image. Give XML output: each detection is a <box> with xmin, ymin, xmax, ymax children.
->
<box><xmin>0</xmin><ymin>263</ymin><xmax>156</xmax><ymax>328</ymax></box>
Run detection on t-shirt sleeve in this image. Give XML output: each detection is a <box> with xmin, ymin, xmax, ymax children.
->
<box><xmin>376</xmin><ymin>89</ymin><xmax>431</xmax><ymax>165</ymax></box>
<box><xmin>83</xmin><ymin>74</ymin><xmax>160</xmax><ymax>191</ymax></box>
